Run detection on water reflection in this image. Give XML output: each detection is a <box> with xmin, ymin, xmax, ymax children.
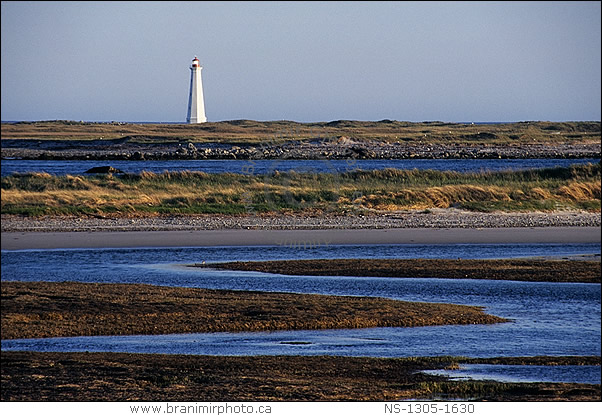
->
<box><xmin>423</xmin><ymin>364</ymin><xmax>601</xmax><ymax>384</ymax></box>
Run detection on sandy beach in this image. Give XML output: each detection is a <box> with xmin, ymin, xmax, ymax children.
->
<box><xmin>2</xmin><ymin>225</ymin><xmax>600</xmax><ymax>250</ymax></box>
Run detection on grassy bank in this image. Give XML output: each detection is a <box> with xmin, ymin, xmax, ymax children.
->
<box><xmin>1</xmin><ymin>352</ymin><xmax>599</xmax><ymax>401</ymax></box>
<box><xmin>1</xmin><ymin>281</ymin><xmax>508</xmax><ymax>340</ymax></box>
<box><xmin>196</xmin><ymin>258</ymin><xmax>602</xmax><ymax>283</ymax></box>
<box><xmin>1</xmin><ymin>163</ymin><xmax>600</xmax><ymax>216</ymax></box>
<box><xmin>2</xmin><ymin>120</ymin><xmax>600</xmax><ymax>145</ymax></box>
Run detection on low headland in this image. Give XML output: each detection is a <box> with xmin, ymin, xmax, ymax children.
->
<box><xmin>2</xmin><ymin>120</ymin><xmax>600</xmax><ymax>160</ymax></box>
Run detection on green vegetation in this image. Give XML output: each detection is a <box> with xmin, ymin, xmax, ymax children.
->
<box><xmin>2</xmin><ymin>119</ymin><xmax>600</xmax><ymax>145</ymax></box>
<box><xmin>1</xmin><ymin>163</ymin><xmax>600</xmax><ymax>216</ymax></box>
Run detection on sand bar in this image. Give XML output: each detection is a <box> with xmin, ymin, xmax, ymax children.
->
<box><xmin>2</xmin><ymin>226</ymin><xmax>600</xmax><ymax>250</ymax></box>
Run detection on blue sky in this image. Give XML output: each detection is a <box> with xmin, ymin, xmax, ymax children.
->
<box><xmin>1</xmin><ymin>1</ymin><xmax>600</xmax><ymax>123</ymax></box>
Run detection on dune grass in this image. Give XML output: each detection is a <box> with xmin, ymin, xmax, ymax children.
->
<box><xmin>1</xmin><ymin>163</ymin><xmax>600</xmax><ymax>216</ymax></box>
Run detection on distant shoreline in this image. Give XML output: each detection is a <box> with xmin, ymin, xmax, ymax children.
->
<box><xmin>0</xmin><ymin>120</ymin><xmax>563</xmax><ymax>124</ymax></box>
<box><xmin>3</xmin><ymin>140</ymin><xmax>599</xmax><ymax>160</ymax></box>
<box><xmin>2</xmin><ymin>120</ymin><xmax>600</xmax><ymax>160</ymax></box>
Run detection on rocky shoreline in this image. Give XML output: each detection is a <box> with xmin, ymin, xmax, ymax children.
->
<box><xmin>2</xmin><ymin>210</ymin><xmax>600</xmax><ymax>233</ymax></box>
<box><xmin>2</xmin><ymin>138</ymin><xmax>600</xmax><ymax>160</ymax></box>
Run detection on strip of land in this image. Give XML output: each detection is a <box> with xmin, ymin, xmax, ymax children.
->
<box><xmin>2</xmin><ymin>120</ymin><xmax>600</xmax><ymax>160</ymax></box>
<box><xmin>1</xmin><ymin>352</ymin><xmax>599</xmax><ymax>401</ymax></box>
<box><xmin>2</xmin><ymin>119</ymin><xmax>600</xmax><ymax>143</ymax></box>
<box><xmin>2</xmin><ymin>164</ymin><xmax>600</xmax><ymax>216</ymax></box>
<box><xmin>196</xmin><ymin>258</ymin><xmax>601</xmax><ymax>284</ymax></box>
<box><xmin>0</xmin><ymin>281</ymin><xmax>508</xmax><ymax>340</ymax></box>
<box><xmin>2</xmin><ymin>210</ymin><xmax>601</xmax><ymax>232</ymax></box>
<box><xmin>2</xmin><ymin>226</ymin><xmax>600</xmax><ymax>250</ymax></box>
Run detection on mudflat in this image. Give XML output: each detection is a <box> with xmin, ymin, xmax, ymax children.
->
<box><xmin>1</xmin><ymin>281</ymin><xmax>508</xmax><ymax>340</ymax></box>
<box><xmin>1</xmin><ymin>352</ymin><xmax>599</xmax><ymax>401</ymax></box>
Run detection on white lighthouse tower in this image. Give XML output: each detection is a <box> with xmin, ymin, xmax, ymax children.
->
<box><xmin>186</xmin><ymin>57</ymin><xmax>207</xmax><ymax>123</ymax></box>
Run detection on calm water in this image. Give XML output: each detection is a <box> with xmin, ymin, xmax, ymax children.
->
<box><xmin>2</xmin><ymin>243</ymin><xmax>600</xmax><ymax>384</ymax></box>
<box><xmin>2</xmin><ymin>243</ymin><xmax>600</xmax><ymax>287</ymax></box>
<box><xmin>423</xmin><ymin>364</ymin><xmax>601</xmax><ymax>384</ymax></box>
<box><xmin>1</xmin><ymin>158</ymin><xmax>599</xmax><ymax>176</ymax></box>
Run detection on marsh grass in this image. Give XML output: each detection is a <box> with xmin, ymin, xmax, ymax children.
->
<box><xmin>2</xmin><ymin>352</ymin><xmax>599</xmax><ymax>401</ymax></box>
<box><xmin>415</xmin><ymin>380</ymin><xmax>535</xmax><ymax>400</ymax></box>
<box><xmin>198</xmin><ymin>258</ymin><xmax>601</xmax><ymax>283</ymax></box>
<box><xmin>1</xmin><ymin>164</ymin><xmax>600</xmax><ymax>216</ymax></box>
<box><xmin>1</xmin><ymin>281</ymin><xmax>508</xmax><ymax>340</ymax></box>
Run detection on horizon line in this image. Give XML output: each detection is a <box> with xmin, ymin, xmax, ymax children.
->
<box><xmin>3</xmin><ymin>119</ymin><xmax>601</xmax><ymax>124</ymax></box>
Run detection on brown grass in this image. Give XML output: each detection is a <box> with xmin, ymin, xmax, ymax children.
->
<box><xmin>1</xmin><ymin>352</ymin><xmax>599</xmax><ymax>401</ymax></box>
<box><xmin>1</xmin><ymin>281</ymin><xmax>508</xmax><ymax>340</ymax></box>
<box><xmin>198</xmin><ymin>258</ymin><xmax>602</xmax><ymax>283</ymax></box>
<box><xmin>558</xmin><ymin>182</ymin><xmax>601</xmax><ymax>201</ymax></box>
<box><xmin>2</xmin><ymin>164</ymin><xmax>600</xmax><ymax>216</ymax></box>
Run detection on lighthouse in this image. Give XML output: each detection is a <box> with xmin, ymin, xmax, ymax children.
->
<box><xmin>186</xmin><ymin>57</ymin><xmax>207</xmax><ymax>123</ymax></box>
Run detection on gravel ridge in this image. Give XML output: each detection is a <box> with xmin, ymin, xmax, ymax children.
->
<box><xmin>2</xmin><ymin>209</ymin><xmax>600</xmax><ymax>233</ymax></box>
